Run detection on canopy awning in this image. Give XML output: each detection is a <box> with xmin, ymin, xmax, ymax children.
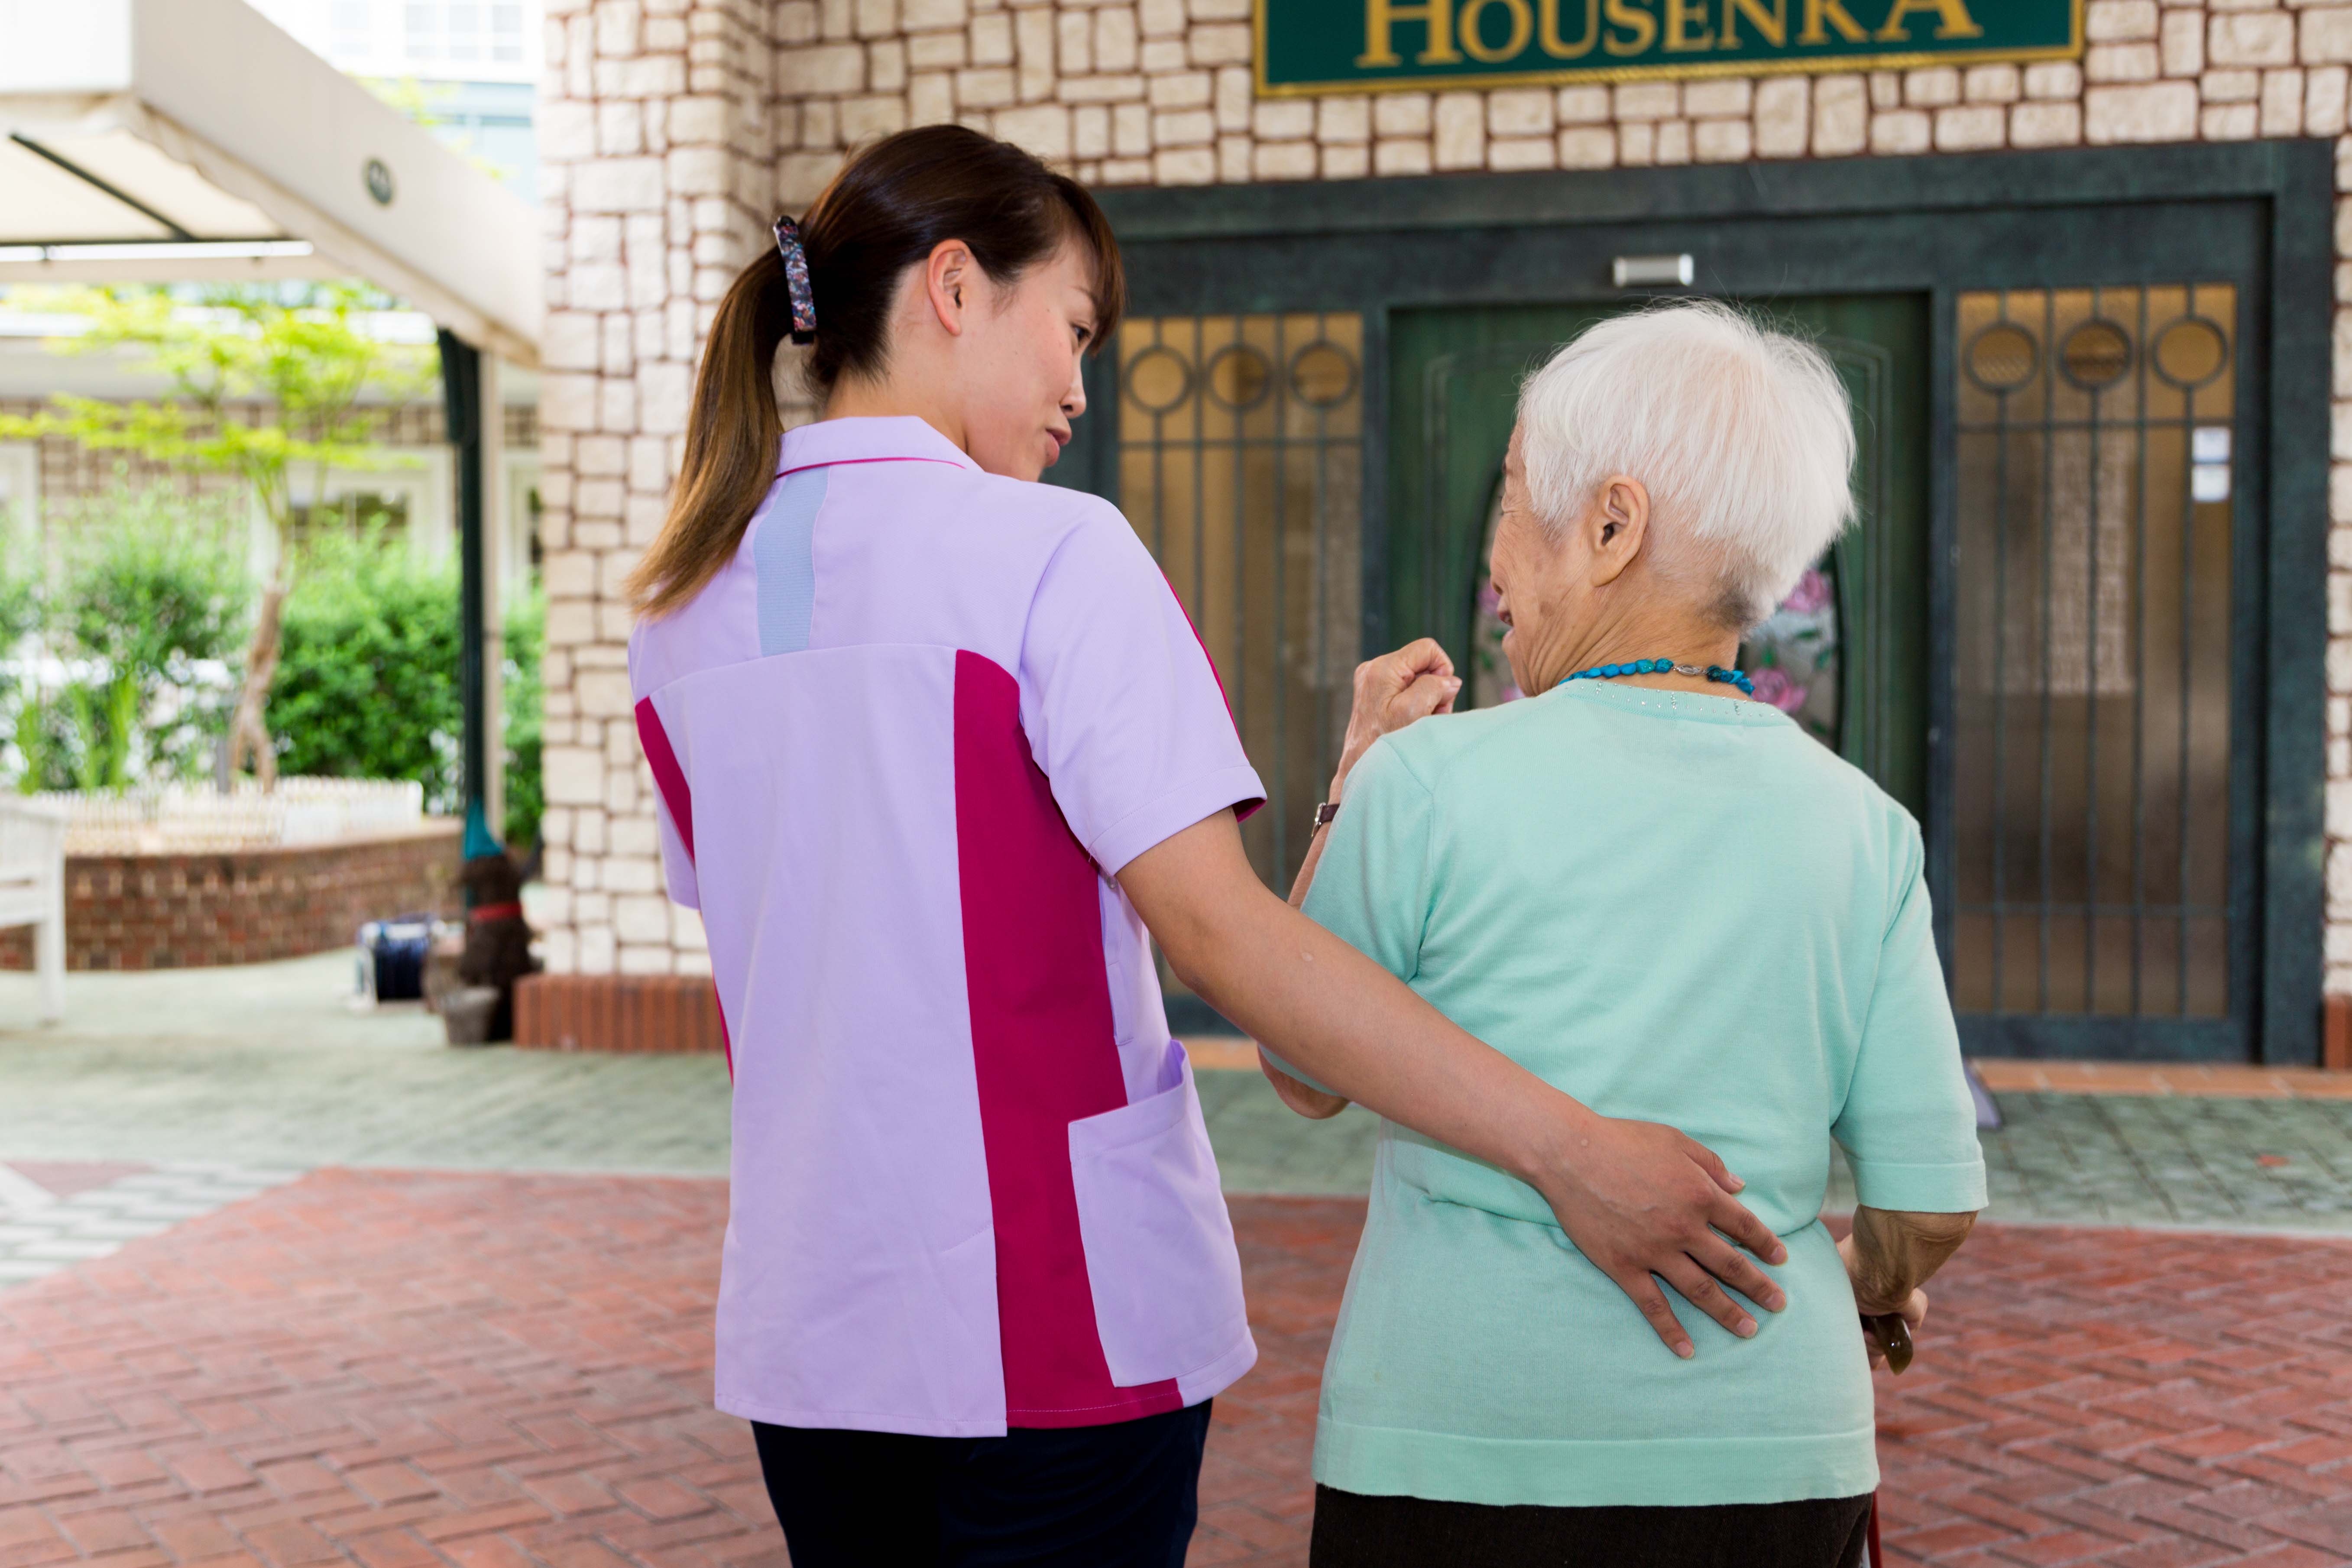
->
<box><xmin>0</xmin><ymin>0</ymin><xmax>540</xmax><ymax>366</ymax></box>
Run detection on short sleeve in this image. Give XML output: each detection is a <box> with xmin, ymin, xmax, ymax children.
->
<box><xmin>1832</xmin><ymin>818</ymin><xmax>1986</xmax><ymax>1213</ymax></box>
<box><xmin>1018</xmin><ymin>509</ymin><xmax>1266</xmax><ymax>875</ymax></box>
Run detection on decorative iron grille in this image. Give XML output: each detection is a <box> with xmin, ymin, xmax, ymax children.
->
<box><xmin>1952</xmin><ymin>285</ymin><xmax>2238</xmax><ymax>1019</ymax></box>
<box><xmin>1116</xmin><ymin>313</ymin><xmax>1365</xmax><ymax>889</ymax></box>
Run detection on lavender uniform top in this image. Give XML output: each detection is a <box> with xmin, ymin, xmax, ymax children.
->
<box><xmin>628</xmin><ymin>416</ymin><xmax>1267</xmax><ymax>1437</ymax></box>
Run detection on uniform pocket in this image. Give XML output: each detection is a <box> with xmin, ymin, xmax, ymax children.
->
<box><xmin>1067</xmin><ymin>1041</ymin><xmax>1251</xmax><ymax>1387</ymax></box>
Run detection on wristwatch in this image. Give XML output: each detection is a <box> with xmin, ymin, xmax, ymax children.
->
<box><xmin>1311</xmin><ymin>801</ymin><xmax>1341</xmax><ymax>830</ymax></box>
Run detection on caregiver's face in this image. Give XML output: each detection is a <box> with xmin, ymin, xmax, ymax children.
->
<box><xmin>957</xmin><ymin>238</ymin><xmax>1097</xmax><ymax>482</ymax></box>
<box><xmin>1487</xmin><ymin>424</ymin><xmax>1570</xmax><ymax>695</ymax></box>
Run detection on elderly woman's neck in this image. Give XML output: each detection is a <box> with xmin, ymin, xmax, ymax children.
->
<box><xmin>1528</xmin><ymin>600</ymin><xmax>1743</xmax><ymax>695</ymax></box>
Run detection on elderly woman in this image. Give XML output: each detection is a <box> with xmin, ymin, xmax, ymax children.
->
<box><xmin>1268</xmin><ymin>301</ymin><xmax>1986</xmax><ymax>1568</ymax></box>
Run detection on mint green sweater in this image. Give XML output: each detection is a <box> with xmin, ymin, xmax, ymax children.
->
<box><xmin>1296</xmin><ymin>681</ymin><xmax>1985</xmax><ymax>1508</ymax></box>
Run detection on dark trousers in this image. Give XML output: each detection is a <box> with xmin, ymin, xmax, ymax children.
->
<box><xmin>751</xmin><ymin>1402</ymin><xmax>1212</xmax><ymax>1568</ymax></box>
<box><xmin>1311</xmin><ymin>1484</ymin><xmax>1874</xmax><ymax>1568</ymax></box>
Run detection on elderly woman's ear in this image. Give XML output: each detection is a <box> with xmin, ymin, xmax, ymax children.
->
<box><xmin>1584</xmin><ymin>476</ymin><xmax>1651</xmax><ymax>588</ymax></box>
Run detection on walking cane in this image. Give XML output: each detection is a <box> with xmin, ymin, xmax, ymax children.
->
<box><xmin>1862</xmin><ymin>1312</ymin><xmax>1913</xmax><ymax>1568</ymax></box>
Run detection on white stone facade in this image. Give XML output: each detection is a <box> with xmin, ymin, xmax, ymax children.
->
<box><xmin>536</xmin><ymin>0</ymin><xmax>2352</xmax><ymax>994</ymax></box>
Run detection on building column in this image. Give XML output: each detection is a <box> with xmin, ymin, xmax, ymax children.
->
<box><xmin>535</xmin><ymin>0</ymin><xmax>777</xmax><ymax>979</ymax></box>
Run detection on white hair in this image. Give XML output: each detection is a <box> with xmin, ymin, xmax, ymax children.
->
<box><xmin>1516</xmin><ymin>300</ymin><xmax>1857</xmax><ymax>630</ymax></box>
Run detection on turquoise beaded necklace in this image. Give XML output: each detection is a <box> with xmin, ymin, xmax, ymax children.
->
<box><xmin>1557</xmin><ymin>658</ymin><xmax>1756</xmax><ymax>697</ymax></box>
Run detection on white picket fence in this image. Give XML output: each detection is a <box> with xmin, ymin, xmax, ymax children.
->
<box><xmin>27</xmin><ymin>778</ymin><xmax>427</xmax><ymax>854</ymax></box>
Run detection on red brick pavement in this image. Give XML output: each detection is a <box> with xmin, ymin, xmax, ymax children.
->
<box><xmin>5</xmin><ymin>1172</ymin><xmax>2352</xmax><ymax>1568</ymax></box>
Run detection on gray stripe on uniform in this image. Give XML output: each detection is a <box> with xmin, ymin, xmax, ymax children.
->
<box><xmin>755</xmin><ymin>467</ymin><xmax>828</xmax><ymax>656</ymax></box>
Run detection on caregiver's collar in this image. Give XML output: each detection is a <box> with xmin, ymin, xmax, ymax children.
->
<box><xmin>778</xmin><ymin>415</ymin><xmax>984</xmax><ymax>477</ymax></box>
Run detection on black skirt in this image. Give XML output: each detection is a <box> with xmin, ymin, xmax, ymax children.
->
<box><xmin>1310</xmin><ymin>1484</ymin><xmax>1874</xmax><ymax>1568</ymax></box>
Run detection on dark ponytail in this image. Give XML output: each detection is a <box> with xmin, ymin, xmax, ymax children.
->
<box><xmin>628</xmin><ymin>126</ymin><xmax>1124</xmax><ymax>618</ymax></box>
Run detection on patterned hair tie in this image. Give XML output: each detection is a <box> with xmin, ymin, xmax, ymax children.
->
<box><xmin>772</xmin><ymin>215</ymin><xmax>816</xmax><ymax>344</ymax></box>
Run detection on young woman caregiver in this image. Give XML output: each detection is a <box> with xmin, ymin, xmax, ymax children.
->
<box><xmin>625</xmin><ymin>124</ymin><xmax>1791</xmax><ymax>1568</ymax></box>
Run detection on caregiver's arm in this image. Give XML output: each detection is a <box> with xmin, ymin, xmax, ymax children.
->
<box><xmin>1121</xmin><ymin>812</ymin><xmax>1792</xmax><ymax>1358</ymax></box>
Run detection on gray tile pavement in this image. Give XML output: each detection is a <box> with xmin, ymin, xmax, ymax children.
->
<box><xmin>1</xmin><ymin>953</ymin><xmax>2346</xmax><ymax>1231</ymax></box>
<box><xmin>0</xmin><ymin>952</ymin><xmax>730</xmax><ymax>1175</ymax></box>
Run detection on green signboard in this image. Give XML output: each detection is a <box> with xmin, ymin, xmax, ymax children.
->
<box><xmin>1256</xmin><ymin>0</ymin><xmax>2080</xmax><ymax>93</ymax></box>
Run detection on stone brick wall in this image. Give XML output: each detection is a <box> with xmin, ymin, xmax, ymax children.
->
<box><xmin>537</xmin><ymin>0</ymin><xmax>2352</xmax><ymax>991</ymax></box>
<box><xmin>0</xmin><ymin>825</ymin><xmax>462</xmax><ymax>972</ymax></box>
<box><xmin>532</xmin><ymin>0</ymin><xmax>795</xmax><ymax>977</ymax></box>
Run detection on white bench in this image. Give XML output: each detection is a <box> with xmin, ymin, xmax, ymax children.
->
<box><xmin>0</xmin><ymin>799</ymin><xmax>66</xmax><ymax>1022</ymax></box>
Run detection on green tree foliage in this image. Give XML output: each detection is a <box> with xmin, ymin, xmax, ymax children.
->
<box><xmin>0</xmin><ymin>284</ymin><xmax>434</xmax><ymax>784</ymax></box>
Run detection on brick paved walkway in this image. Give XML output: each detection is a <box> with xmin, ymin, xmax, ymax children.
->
<box><xmin>9</xmin><ymin>1171</ymin><xmax>2352</xmax><ymax>1568</ymax></box>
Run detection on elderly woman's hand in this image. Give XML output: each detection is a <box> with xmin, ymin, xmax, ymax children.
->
<box><xmin>1287</xmin><ymin>638</ymin><xmax>1463</xmax><ymax>920</ymax></box>
<box><xmin>1332</xmin><ymin>639</ymin><xmax>1462</xmax><ymax>800</ymax></box>
<box><xmin>1840</xmin><ymin>1207</ymin><xmax>1974</xmax><ymax>1374</ymax></box>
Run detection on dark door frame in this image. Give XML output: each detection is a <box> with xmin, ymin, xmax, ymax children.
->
<box><xmin>1068</xmin><ymin>140</ymin><xmax>2332</xmax><ymax>1066</ymax></box>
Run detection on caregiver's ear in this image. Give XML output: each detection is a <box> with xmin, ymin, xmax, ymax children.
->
<box><xmin>1590</xmin><ymin>476</ymin><xmax>1650</xmax><ymax>587</ymax></box>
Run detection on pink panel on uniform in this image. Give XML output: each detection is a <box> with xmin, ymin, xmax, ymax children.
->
<box><xmin>952</xmin><ymin>649</ymin><xmax>1183</xmax><ymax>1429</ymax></box>
<box><xmin>635</xmin><ymin>697</ymin><xmax>694</xmax><ymax>860</ymax></box>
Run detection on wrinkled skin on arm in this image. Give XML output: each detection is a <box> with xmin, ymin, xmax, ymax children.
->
<box><xmin>1841</xmin><ymin>1207</ymin><xmax>1977</xmax><ymax>1372</ymax></box>
<box><xmin>1261</xmin><ymin>638</ymin><xmax>1461</xmax><ymax>1121</ymax></box>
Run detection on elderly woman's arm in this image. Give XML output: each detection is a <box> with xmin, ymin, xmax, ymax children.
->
<box><xmin>1842</xmin><ymin>1206</ymin><xmax>1975</xmax><ymax>1314</ymax></box>
<box><xmin>1831</xmin><ymin>820</ymin><xmax>1989</xmax><ymax>1366</ymax></box>
<box><xmin>1260</xmin><ymin>640</ymin><xmax>1462</xmax><ymax>1119</ymax></box>
<box><xmin>1842</xmin><ymin>1207</ymin><xmax>1976</xmax><ymax>1371</ymax></box>
<box><xmin>1286</xmin><ymin>639</ymin><xmax>1461</xmax><ymax>915</ymax></box>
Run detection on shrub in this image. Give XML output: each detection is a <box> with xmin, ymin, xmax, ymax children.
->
<box><xmin>271</xmin><ymin>528</ymin><xmax>545</xmax><ymax>847</ymax></box>
<box><xmin>271</xmin><ymin>527</ymin><xmax>464</xmax><ymax>810</ymax></box>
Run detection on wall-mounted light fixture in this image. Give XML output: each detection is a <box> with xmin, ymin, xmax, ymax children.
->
<box><xmin>1612</xmin><ymin>254</ymin><xmax>1695</xmax><ymax>288</ymax></box>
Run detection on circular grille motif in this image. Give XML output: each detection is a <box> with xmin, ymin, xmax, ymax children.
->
<box><xmin>1124</xmin><ymin>345</ymin><xmax>1193</xmax><ymax>414</ymax></box>
<box><xmin>2153</xmin><ymin>317</ymin><xmax>2229</xmax><ymax>389</ymax></box>
<box><xmin>1289</xmin><ymin>342</ymin><xmax>1357</xmax><ymax>408</ymax></box>
<box><xmin>1206</xmin><ymin>345</ymin><xmax>1273</xmax><ymax>409</ymax></box>
<box><xmin>1965</xmin><ymin>323</ymin><xmax>2038</xmax><ymax>392</ymax></box>
<box><xmin>2059</xmin><ymin>320</ymin><xmax>2132</xmax><ymax>389</ymax></box>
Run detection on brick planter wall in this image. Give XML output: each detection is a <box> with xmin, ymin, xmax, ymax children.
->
<box><xmin>0</xmin><ymin>825</ymin><xmax>463</xmax><ymax>972</ymax></box>
<box><xmin>514</xmin><ymin>973</ymin><xmax>726</xmax><ymax>1053</ymax></box>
